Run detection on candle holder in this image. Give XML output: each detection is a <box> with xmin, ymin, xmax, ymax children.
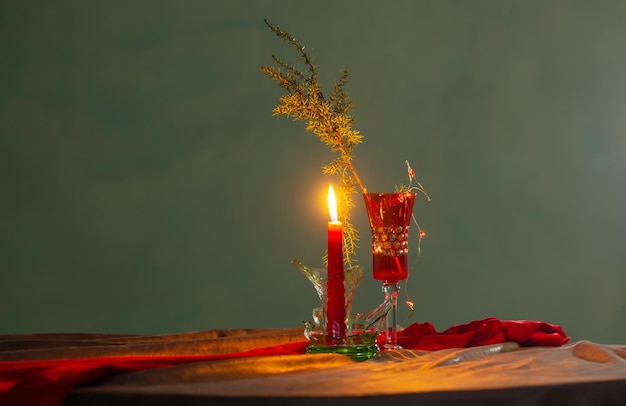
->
<box><xmin>292</xmin><ymin>260</ymin><xmax>385</xmax><ymax>361</ymax></box>
<box><xmin>364</xmin><ymin>191</ymin><xmax>417</xmax><ymax>349</ymax></box>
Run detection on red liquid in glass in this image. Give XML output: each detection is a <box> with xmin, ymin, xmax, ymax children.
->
<box><xmin>372</xmin><ymin>252</ymin><xmax>408</xmax><ymax>283</ymax></box>
<box><xmin>364</xmin><ymin>192</ymin><xmax>416</xmax><ymax>284</ymax></box>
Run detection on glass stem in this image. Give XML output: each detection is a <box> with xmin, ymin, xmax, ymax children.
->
<box><xmin>382</xmin><ymin>282</ymin><xmax>401</xmax><ymax>349</ymax></box>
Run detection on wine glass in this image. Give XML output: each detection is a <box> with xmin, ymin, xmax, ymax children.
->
<box><xmin>364</xmin><ymin>191</ymin><xmax>416</xmax><ymax>349</ymax></box>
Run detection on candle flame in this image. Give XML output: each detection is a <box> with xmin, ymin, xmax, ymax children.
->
<box><xmin>328</xmin><ymin>185</ymin><xmax>338</xmax><ymax>222</ymax></box>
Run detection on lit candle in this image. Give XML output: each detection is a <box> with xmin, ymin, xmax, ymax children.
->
<box><xmin>326</xmin><ymin>185</ymin><xmax>346</xmax><ymax>339</ymax></box>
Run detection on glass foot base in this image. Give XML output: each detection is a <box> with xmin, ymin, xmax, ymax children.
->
<box><xmin>306</xmin><ymin>342</ymin><xmax>379</xmax><ymax>361</ymax></box>
<box><xmin>306</xmin><ymin>332</ymin><xmax>380</xmax><ymax>361</ymax></box>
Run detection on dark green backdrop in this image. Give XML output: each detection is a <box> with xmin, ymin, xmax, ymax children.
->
<box><xmin>1</xmin><ymin>1</ymin><xmax>625</xmax><ymax>344</ymax></box>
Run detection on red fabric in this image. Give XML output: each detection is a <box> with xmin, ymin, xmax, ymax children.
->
<box><xmin>390</xmin><ymin>317</ymin><xmax>570</xmax><ymax>351</ymax></box>
<box><xmin>0</xmin><ymin>341</ymin><xmax>309</xmax><ymax>406</ymax></box>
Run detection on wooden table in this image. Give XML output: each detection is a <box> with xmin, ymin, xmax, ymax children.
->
<box><xmin>2</xmin><ymin>327</ymin><xmax>625</xmax><ymax>405</ymax></box>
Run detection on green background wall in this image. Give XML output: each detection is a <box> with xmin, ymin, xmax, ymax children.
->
<box><xmin>1</xmin><ymin>1</ymin><xmax>625</xmax><ymax>344</ymax></box>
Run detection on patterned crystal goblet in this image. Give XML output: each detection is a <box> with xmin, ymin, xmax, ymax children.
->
<box><xmin>364</xmin><ymin>191</ymin><xmax>416</xmax><ymax>349</ymax></box>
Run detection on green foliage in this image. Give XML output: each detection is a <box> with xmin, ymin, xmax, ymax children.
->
<box><xmin>261</xmin><ymin>19</ymin><xmax>366</xmax><ymax>269</ymax></box>
<box><xmin>394</xmin><ymin>184</ymin><xmax>410</xmax><ymax>193</ymax></box>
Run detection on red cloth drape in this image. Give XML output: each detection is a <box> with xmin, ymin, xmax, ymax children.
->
<box><xmin>393</xmin><ymin>317</ymin><xmax>570</xmax><ymax>350</ymax></box>
<box><xmin>0</xmin><ymin>341</ymin><xmax>309</xmax><ymax>406</ymax></box>
<box><xmin>0</xmin><ymin>318</ymin><xmax>569</xmax><ymax>406</ymax></box>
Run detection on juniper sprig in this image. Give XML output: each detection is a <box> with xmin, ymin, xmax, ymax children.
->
<box><xmin>261</xmin><ymin>19</ymin><xmax>366</xmax><ymax>269</ymax></box>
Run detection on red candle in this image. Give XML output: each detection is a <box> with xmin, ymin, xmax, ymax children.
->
<box><xmin>326</xmin><ymin>185</ymin><xmax>346</xmax><ymax>339</ymax></box>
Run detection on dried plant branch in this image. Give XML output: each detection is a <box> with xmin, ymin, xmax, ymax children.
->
<box><xmin>261</xmin><ymin>19</ymin><xmax>366</xmax><ymax>268</ymax></box>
